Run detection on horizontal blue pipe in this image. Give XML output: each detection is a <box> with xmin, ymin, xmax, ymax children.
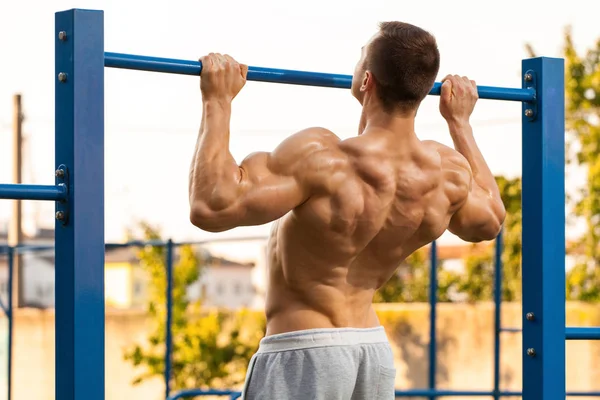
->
<box><xmin>566</xmin><ymin>327</ymin><xmax>600</xmax><ymax>340</ymax></box>
<box><xmin>104</xmin><ymin>52</ymin><xmax>535</xmax><ymax>102</ymax></box>
<box><xmin>0</xmin><ymin>184</ymin><xmax>67</xmax><ymax>201</ymax></box>
<box><xmin>168</xmin><ymin>388</ymin><xmax>600</xmax><ymax>399</ymax></box>
<box><xmin>167</xmin><ymin>389</ymin><xmax>240</xmax><ymax>400</ymax></box>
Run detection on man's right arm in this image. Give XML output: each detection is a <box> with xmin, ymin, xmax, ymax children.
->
<box><xmin>440</xmin><ymin>75</ymin><xmax>506</xmax><ymax>242</ymax></box>
<box><xmin>446</xmin><ymin>120</ymin><xmax>505</xmax><ymax>242</ymax></box>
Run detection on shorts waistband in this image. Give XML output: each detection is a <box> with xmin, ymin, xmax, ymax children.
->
<box><xmin>257</xmin><ymin>326</ymin><xmax>389</xmax><ymax>353</ymax></box>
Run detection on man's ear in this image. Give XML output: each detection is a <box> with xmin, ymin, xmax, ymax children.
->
<box><xmin>361</xmin><ymin>71</ymin><xmax>374</xmax><ymax>92</ymax></box>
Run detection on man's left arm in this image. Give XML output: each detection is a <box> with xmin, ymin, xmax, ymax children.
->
<box><xmin>189</xmin><ymin>106</ymin><xmax>337</xmax><ymax>231</ymax></box>
<box><xmin>188</xmin><ymin>53</ymin><xmax>344</xmax><ymax>232</ymax></box>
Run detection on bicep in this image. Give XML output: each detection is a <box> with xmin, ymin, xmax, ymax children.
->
<box><xmin>448</xmin><ymin>189</ymin><xmax>502</xmax><ymax>242</ymax></box>
<box><xmin>439</xmin><ymin>147</ymin><xmax>502</xmax><ymax>242</ymax></box>
<box><xmin>235</xmin><ymin>151</ymin><xmax>309</xmax><ymax>225</ymax></box>
<box><xmin>204</xmin><ymin>128</ymin><xmax>340</xmax><ymax>229</ymax></box>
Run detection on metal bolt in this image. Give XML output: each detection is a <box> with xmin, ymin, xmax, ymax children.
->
<box><xmin>58</xmin><ymin>31</ymin><xmax>67</xmax><ymax>41</ymax></box>
<box><xmin>525</xmin><ymin>109</ymin><xmax>534</xmax><ymax>118</ymax></box>
<box><xmin>55</xmin><ymin>169</ymin><xmax>65</xmax><ymax>178</ymax></box>
<box><xmin>526</xmin><ymin>312</ymin><xmax>535</xmax><ymax>321</ymax></box>
<box><xmin>58</xmin><ymin>72</ymin><xmax>67</xmax><ymax>82</ymax></box>
<box><xmin>56</xmin><ymin>211</ymin><xmax>65</xmax><ymax>221</ymax></box>
<box><xmin>526</xmin><ymin>348</ymin><xmax>536</xmax><ymax>357</ymax></box>
<box><xmin>524</xmin><ymin>73</ymin><xmax>533</xmax><ymax>82</ymax></box>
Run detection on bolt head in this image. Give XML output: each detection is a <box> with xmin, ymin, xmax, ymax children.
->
<box><xmin>55</xmin><ymin>211</ymin><xmax>65</xmax><ymax>221</ymax></box>
<box><xmin>526</xmin><ymin>312</ymin><xmax>535</xmax><ymax>321</ymax></box>
<box><xmin>524</xmin><ymin>73</ymin><xmax>533</xmax><ymax>82</ymax></box>
<box><xmin>58</xmin><ymin>31</ymin><xmax>67</xmax><ymax>41</ymax></box>
<box><xmin>55</xmin><ymin>169</ymin><xmax>64</xmax><ymax>178</ymax></box>
<box><xmin>526</xmin><ymin>348</ymin><xmax>536</xmax><ymax>357</ymax></box>
<box><xmin>58</xmin><ymin>72</ymin><xmax>67</xmax><ymax>82</ymax></box>
<box><xmin>525</xmin><ymin>109</ymin><xmax>534</xmax><ymax>118</ymax></box>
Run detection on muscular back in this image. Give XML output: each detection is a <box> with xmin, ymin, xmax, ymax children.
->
<box><xmin>264</xmin><ymin>129</ymin><xmax>472</xmax><ymax>335</ymax></box>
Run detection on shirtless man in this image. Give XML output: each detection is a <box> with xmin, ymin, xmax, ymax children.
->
<box><xmin>189</xmin><ymin>21</ymin><xmax>506</xmax><ymax>400</ymax></box>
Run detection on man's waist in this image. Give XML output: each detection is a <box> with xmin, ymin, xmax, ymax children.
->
<box><xmin>257</xmin><ymin>326</ymin><xmax>389</xmax><ymax>353</ymax></box>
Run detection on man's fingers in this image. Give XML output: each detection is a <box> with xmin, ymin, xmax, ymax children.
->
<box><xmin>240</xmin><ymin>64</ymin><xmax>249</xmax><ymax>78</ymax></box>
<box><xmin>440</xmin><ymin>76</ymin><xmax>453</xmax><ymax>101</ymax></box>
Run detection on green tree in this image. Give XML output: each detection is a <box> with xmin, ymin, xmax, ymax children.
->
<box><xmin>456</xmin><ymin>176</ymin><xmax>522</xmax><ymax>302</ymax></box>
<box><xmin>528</xmin><ymin>27</ymin><xmax>600</xmax><ymax>301</ymax></box>
<box><xmin>123</xmin><ymin>223</ymin><xmax>264</xmax><ymax>391</ymax></box>
<box><xmin>373</xmin><ymin>248</ymin><xmax>456</xmax><ymax>303</ymax></box>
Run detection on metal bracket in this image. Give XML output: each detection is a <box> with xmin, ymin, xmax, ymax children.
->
<box><xmin>523</xmin><ymin>70</ymin><xmax>537</xmax><ymax>122</ymax></box>
<box><xmin>55</xmin><ymin>164</ymin><xmax>70</xmax><ymax>226</ymax></box>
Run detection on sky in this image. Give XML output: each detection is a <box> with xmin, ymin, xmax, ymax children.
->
<box><xmin>0</xmin><ymin>0</ymin><xmax>598</xmax><ymax>246</ymax></box>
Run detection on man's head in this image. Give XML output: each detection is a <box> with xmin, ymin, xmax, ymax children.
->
<box><xmin>351</xmin><ymin>21</ymin><xmax>440</xmax><ymax>116</ymax></box>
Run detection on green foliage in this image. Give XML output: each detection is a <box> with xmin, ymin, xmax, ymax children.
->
<box><xmin>529</xmin><ymin>27</ymin><xmax>600</xmax><ymax>301</ymax></box>
<box><xmin>123</xmin><ymin>223</ymin><xmax>264</xmax><ymax>390</ymax></box>
<box><xmin>455</xmin><ymin>176</ymin><xmax>522</xmax><ymax>302</ymax></box>
<box><xmin>373</xmin><ymin>248</ymin><xmax>456</xmax><ymax>303</ymax></box>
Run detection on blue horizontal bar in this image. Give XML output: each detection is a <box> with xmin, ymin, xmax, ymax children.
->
<box><xmin>0</xmin><ymin>183</ymin><xmax>67</xmax><ymax>201</ymax></box>
<box><xmin>167</xmin><ymin>389</ymin><xmax>240</xmax><ymax>400</ymax></box>
<box><xmin>168</xmin><ymin>388</ymin><xmax>600</xmax><ymax>399</ymax></box>
<box><xmin>104</xmin><ymin>52</ymin><xmax>535</xmax><ymax>102</ymax></box>
<box><xmin>566</xmin><ymin>327</ymin><xmax>600</xmax><ymax>340</ymax></box>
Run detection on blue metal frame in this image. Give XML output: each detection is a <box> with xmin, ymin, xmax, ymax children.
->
<box><xmin>103</xmin><ymin>52</ymin><xmax>535</xmax><ymax>101</ymax></box>
<box><xmin>0</xmin><ymin>7</ymin><xmax>598</xmax><ymax>399</ymax></box>
<box><xmin>54</xmin><ymin>9</ymin><xmax>105</xmax><ymax>400</ymax></box>
<box><xmin>165</xmin><ymin>240</ymin><xmax>175</xmax><ymax>399</ymax></box>
<box><xmin>521</xmin><ymin>58</ymin><xmax>566</xmax><ymax>400</ymax></box>
<box><xmin>428</xmin><ymin>241</ymin><xmax>437</xmax><ymax>400</ymax></box>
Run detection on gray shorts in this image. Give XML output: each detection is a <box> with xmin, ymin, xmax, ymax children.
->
<box><xmin>241</xmin><ymin>326</ymin><xmax>396</xmax><ymax>400</ymax></box>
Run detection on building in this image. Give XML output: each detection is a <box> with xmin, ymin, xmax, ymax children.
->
<box><xmin>0</xmin><ymin>229</ymin><xmax>258</xmax><ymax>310</ymax></box>
<box><xmin>0</xmin><ymin>228</ymin><xmax>585</xmax><ymax>311</ymax></box>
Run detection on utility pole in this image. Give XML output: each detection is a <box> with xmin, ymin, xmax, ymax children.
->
<box><xmin>9</xmin><ymin>93</ymin><xmax>23</xmax><ymax>308</ymax></box>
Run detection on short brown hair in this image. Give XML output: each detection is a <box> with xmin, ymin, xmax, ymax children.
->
<box><xmin>366</xmin><ymin>21</ymin><xmax>440</xmax><ymax>113</ymax></box>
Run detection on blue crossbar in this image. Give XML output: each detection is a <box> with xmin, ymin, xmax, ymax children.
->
<box><xmin>566</xmin><ymin>327</ymin><xmax>600</xmax><ymax>340</ymax></box>
<box><xmin>0</xmin><ymin>183</ymin><xmax>67</xmax><ymax>201</ymax></box>
<box><xmin>104</xmin><ymin>52</ymin><xmax>535</xmax><ymax>102</ymax></box>
<box><xmin>167</xmin><ymin>389</ymin><xmax>600</xmax><ymax>399</ymax></box>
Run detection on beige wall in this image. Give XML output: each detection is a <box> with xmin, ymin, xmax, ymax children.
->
<box><xmin>4</xmin><ymin>302</ymin><xmax>600</xmax><ymax>400</ymax></box>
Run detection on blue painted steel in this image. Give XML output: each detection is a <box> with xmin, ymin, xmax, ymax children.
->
<box><xmin>565</xmin><ymin>327</ymin><xmax>600</xmax><ymax>340</ymax></box>
<box><xmin>167</xmin><ymin>389</ymin><xmax>241</xmax><ymax>400</ymax></box>
<box><xmin>493</xmin><ymin>233</ymin><xmax>503</xmax><ymax>400</ymax></box>
<box><xmin>521</xmin><ymin>57</ymin><xmax>565</xmax><ymax>400</ymax></box>
<box><xmin>395</xmin><ymin>390</ymin><xmax>521</xmax><ymax>397</ymax></box>
<box><xmin>429</xmin><ymin>82</ymin><xmax>535</xmax><ymax>102</ymax></box>
<box><xmin>55</xmin><ymin>9</ymin><xmax>105</xmax><ymax>400</ymax></box>
<box><xmin>7</xmin><ymin>247</ymin><xmax>13</xmax><ymax>400</ymax></box>
<box><xmin>104</xmin><ymin>52</ymin><xmax>535</xmax><ymax>102</ymax></box>
<box><xmin>165</xmin><ymin>239</ymin><xmax>174</xmax><ymax>399</ymax></box>
<box><xmin>0</xmin><ymin>184</ymin><xmax>67</xmax><ymax>201</ymax></box>
<box><xmin>168</xmin><ymin>389</ymin><xmax>600</xmax><ymax>399</ymax></box>
<box><xmin>428</xmin><ymin>241</ymin><xmax>437</xmax><ymax>399</ymax></box>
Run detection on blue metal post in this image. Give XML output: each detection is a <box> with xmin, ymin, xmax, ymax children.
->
<box><xmin>55</xmin><ymin>9</ymin><xmax>105</xmax><ymax>400</ymax></box>
<box><xmin>521</xmin><ymin>57</ymin><xmax>565</xmax><ymax>400</ymax></box>
<box><xmin>7</xmin><ymin>247</ymin><xmax>13</xmax><ymax>400</ymax></box>
<box><xmin>165</xmin><ymin>239</ymin><xmax>174</xmax><ymax>399</ymax></box>
<box><xmin>428</xmin><ymin>241</ymin><xmax>437</xmax><ymax>399</ymax></box>
<box><xmin>493</xmin><ymin>232</ymin><xmax>503</xmax><ymax>400</ymax></box>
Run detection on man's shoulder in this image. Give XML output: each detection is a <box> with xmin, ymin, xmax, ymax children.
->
<box><xmin>274</xmin><ymin>127</ymin><xmax>344</xmax><ymax>161</ymax></box>
<box><xmin>287</xmin><ymin>126</ymin><xmax>342</xmax><ymax>146</ymax></box>
<box><xmin>421</xmin><ymin>140</ymin><xmax>469</xmax><ymax>168</ymax></box>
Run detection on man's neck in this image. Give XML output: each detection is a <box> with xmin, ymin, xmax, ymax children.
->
<box><xmin>358</xmin><ymin>107</ymin><xmax>417</xmax><ymax>141</ymax></box>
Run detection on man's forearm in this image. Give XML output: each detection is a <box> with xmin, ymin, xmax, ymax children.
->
<box><xmin>448</xmin><ymin>119</ymin><xmax>500</xmax><ymax>199</ymax></box>
<box><xmin>189</xmin><ymin>99</ymin><xmax>241</xmax><ymax>210</ymax></box>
